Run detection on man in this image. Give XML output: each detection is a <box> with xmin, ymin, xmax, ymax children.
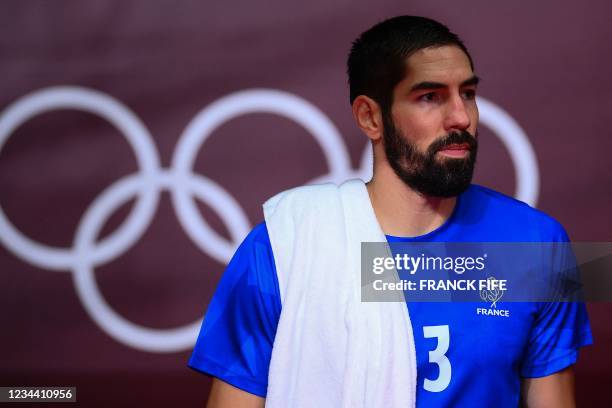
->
<box><xmin>189</xmin><ymin>16</ymin><xmax>592</xmax><ymax>407</ymax></box>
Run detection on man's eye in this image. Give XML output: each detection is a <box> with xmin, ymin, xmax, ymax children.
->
<box><xmin>419</xmin><ymin>92</ymin><xmax>437</xmax><ymax>102</ymax></box>
<box><xmin>462</xmin><ymin>89</ymin><xmax>477</xmax><ymax>100</ymax></box>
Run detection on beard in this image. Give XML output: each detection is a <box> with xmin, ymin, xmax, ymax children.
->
<box><xmin>382</xmin><ymin>115</ymin><xmax>478</xmax><ymax>198</ymax></box>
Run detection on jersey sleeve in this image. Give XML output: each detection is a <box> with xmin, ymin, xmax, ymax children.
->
<box><xmin>520</xmin><ymin>225</ymin><xmax>593</xmax><ymax>378</ymax></box>
<box><xmin>188</xmin><ymin>222</ymin><xmax>282</xmax><ymax>397</ymax></box>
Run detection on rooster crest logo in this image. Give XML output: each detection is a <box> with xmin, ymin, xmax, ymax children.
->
<box><xmin>480</xmin><ymin>276</ymin><xmax>504</xmax><ymax>308</ymax></box>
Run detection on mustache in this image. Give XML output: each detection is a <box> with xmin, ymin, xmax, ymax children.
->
<box><xmin>428</xmin><ymin>130</ymin><xmax>478</xmax><ymax>154</ymax></box>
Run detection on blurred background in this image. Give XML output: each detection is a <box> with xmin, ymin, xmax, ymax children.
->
<box><xmin>1</xmin><ymin>0</ymin><xmax>610</xmax><ymax>406</ymax></box>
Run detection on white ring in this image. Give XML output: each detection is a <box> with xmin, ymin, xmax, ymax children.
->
<box><xmin>477</xmin><ymin>97</ymin><xmax>539</xmax><ymax>205</ymax></box>
<box><xmin>0</xmin><ymin>86</ymin><xmax>161</xmax><ymax>270</ymax></box>
<box><xmin>171</xmin><ymin>89</ymin><xmax>349</xmax><ymax>260</ymax></box>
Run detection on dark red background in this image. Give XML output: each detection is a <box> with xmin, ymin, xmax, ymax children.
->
<box><xmin>1</xmin><ymin>0</ymin><xmax>610</xmax><ymax>406</ymax></box>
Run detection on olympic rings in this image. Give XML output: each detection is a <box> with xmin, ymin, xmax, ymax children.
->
<box><xmin>0</xmin><ymin>86</ymin><xmax>538</xmax><ymax>352</ymax></box>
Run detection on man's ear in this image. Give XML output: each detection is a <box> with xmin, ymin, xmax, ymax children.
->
<box><xmin>351</xmin><ymin>95</ymin><xmax>384</xmax><ymax>142</ymax></box>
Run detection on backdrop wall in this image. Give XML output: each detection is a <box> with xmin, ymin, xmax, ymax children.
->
<box><xmin>1</xmin><ymin>0</ymin><xmax>610</xmax><ymax>406</ymax></box>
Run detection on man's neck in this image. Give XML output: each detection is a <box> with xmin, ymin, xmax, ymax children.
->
<box><xmin>366</xmin><ymin>167</ymin><xmax>458</xmax><ymax>238</ymax></box>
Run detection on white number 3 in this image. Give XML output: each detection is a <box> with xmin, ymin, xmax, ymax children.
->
<box><xmin>423</xmin><ymin>325</ymin><xmax>451</xmax><ymax>392</ymax></box>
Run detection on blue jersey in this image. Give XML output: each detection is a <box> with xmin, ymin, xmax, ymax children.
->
<box><xmin>189</xmin><ymin>184</ymin><xmax>592</xmax><ymax>406</ymax></box>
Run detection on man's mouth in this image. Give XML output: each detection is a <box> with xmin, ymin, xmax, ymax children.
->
<box><xmin>437</xmin><ymin>143</ymin><xmax>471</xmax><ymax>158</ymax></box>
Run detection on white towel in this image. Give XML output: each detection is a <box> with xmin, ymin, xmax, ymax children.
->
<box><xmin>263</xmin><ymin>179</ymin><xmax>417</xmax><ymax>408</ymax></box>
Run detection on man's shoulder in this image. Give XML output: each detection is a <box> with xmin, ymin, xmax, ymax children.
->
<box><xmin>248</xmin><ymin>221</ymin><xmax>272</xmax><ymax>245</ymax></box>
<box><xmin>464</xmin><ymin>184</ymin><xmax>568</xmax><ymax>240</ymax></box>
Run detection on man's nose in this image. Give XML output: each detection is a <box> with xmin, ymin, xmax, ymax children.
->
<box><xmin>444</xmin><ymin>95</ymin><xmax>471</xmax><ymax>131</ymax></box>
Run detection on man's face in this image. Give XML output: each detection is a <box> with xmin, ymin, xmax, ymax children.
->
<box><xmin>382</xmin><ymin>45</ymin><xmax>479</xmax><ymax>197</ymax></box>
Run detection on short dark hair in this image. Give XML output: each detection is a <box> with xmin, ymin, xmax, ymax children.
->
<box><xmin>347</xmin><ymin>16</ymin><xmax>473</xmax><ymax>112</ymax></box>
